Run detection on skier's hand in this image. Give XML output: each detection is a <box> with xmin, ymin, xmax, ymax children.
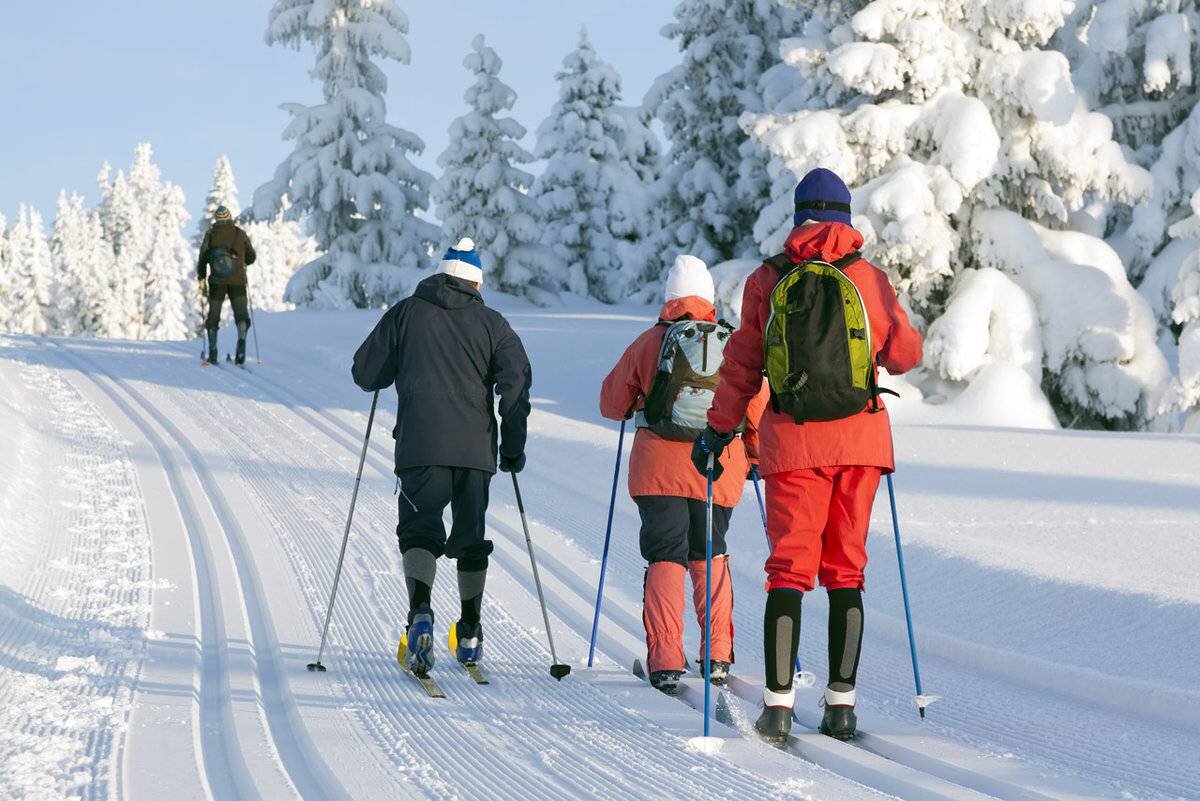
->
<box><xmin>691</xmin><ymin>426</ymin><xmax>733</xmax><ymax>480</ymax></box>
<box><xmin>499</xmin><ymin>452</ymin><xmax>526</xmax><ymax>473</ymax></box>
<box><xmin>748</xmin><ymin>464</ymin><xmax>760</xmax><ymax>482</ymax></box>
<box><xmin>198</xmin><ymin>279</ymin><xmax>207</xmax><ymax>297</ymax></box>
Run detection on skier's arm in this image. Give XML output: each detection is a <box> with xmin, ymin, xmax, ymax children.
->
<box><xmin>876</xmin><ymin>275</ymin><xmax>923</xmax><ymax>375</ymax></box>
<box><xmin>197</xmin><ymin>230</ymin><xmax>211</xmax><ymax>280</ymax></box>
<box><xmin>351</xmin><ymin>306</ymin><xmax>401</xmax><ymax>391</ymax></box>
<box><xmin>742</xmin><ymin>380</ymin><xmax>770</xmax><ymax>464</ymax></box>
<box><xmin>599</xmin><ymin>339</ymin><xmax>645</xmax><ymax>421</ymax></box>
<box><xmin>708</xmin><ymin>269</ymin><xmax>768</xmax><ymax>434</ymax></box>
<box><xmin>243</xmin><ymin>232</ymin><xmax>257</xmax><ymax>266</ymax></box>
<box><xmin>493</xmin><ymin>322</ymin><xmax>532</xmax><ymax>460</ymax></box>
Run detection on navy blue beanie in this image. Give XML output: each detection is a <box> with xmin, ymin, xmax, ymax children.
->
<box><xmin>793</xmin><ymin>168</ymin><xmax>852</xmax><ymax>227</ymax></box>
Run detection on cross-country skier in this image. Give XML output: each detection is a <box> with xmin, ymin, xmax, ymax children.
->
<box><xmin>351</xmin><ymin>238</ymin><xmax>532</xmax><ymax>677</ymax></box>
<box><xmin>693</xmin><ymin>169</ymin><xmax>922</xmax><ymax>741</ymax></box>
<box><xmin>600</xmin><ymin>255</ymin><xmax>767</xmax><ymax>694</ymax></box>
<box><xmin>197</xmin><ymin>205</ymin><xmax>256</xmax><ymax>365</ymax></box>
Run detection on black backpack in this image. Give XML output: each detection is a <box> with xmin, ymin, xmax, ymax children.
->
<box><xmin>208</xmin><ymin>245</ymin><xmax>237</xmax><ymax>279</ymax></box>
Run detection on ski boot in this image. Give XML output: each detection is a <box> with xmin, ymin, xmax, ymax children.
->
<box><xmin>206</xmin><ymin>332</ymin><xmax>219</xmax><ymax>365</ymax></box>
<box><xmin>819</xmin><ymin>703</ymin><xmax>858</xmax><ymax>740</ymax></box>
<box><xmin>698</xmin><ymin>659</ymin><xmax>731</xmax><ymax>686</ymax></box>
<box><xmin>453</xmin><ymin>619</ymin><xmax>483</xmax><ymax>665</ymax></box>
<box><xmin>403</xmin><ymin>607</ymin><xmax>436</xmax><ymax>675</ymax></box>
<box><xmin>754</xmin><ymin>705</ymin><xmax>793</xmax><ymax>745</ymax></box>
<box><xmin>649</xmin><ymin>670</ymin><xmax>683</xmax><ymax>695</ymax></box>
<box><xmin>235</xmin><ymin>338</ymin><xmax>246</xmax><ymax>365</ymax></box>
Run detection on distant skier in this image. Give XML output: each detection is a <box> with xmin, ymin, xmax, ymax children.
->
<box><xmin>600</xmin><ymin>255</ymin><xmax>768</xmax><ymax>694</ymax></box>
<box><xmin>197</xmin><ymin>205</ymin><xmax>256</xmax><ymax>365</ymax></box>
<box><xmin>694</xmin><ymin>169</ymin><xmax>923</xmax><ymax>741</ymax></box>
<box><xmin>352</xmin><ymin>238</ymin><xmax>531</xmax><ymax>677</ymax></box>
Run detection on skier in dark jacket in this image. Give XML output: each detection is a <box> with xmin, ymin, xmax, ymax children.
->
<box><xmin>197</xmin><ymin>205</ymin><xmax>257</xmax><ymax>365</ymax></box>
<box><xmin>352</xmin><ymin>237</ymin><xmax>532</xmax><ymax>676</ymax></box>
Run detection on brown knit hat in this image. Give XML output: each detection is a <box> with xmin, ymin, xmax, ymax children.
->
<box><xmin>214</xmin><ymin>205</ymin><xmax>232</xmax><ymax>222</ymax></box>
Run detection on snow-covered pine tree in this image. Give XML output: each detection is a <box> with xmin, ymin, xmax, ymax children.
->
<box><xmin>194</xmin><ymin>155</ymin><xmax>241</xmax><ymax>247</ymax></box>
<box><xmin>244</xmin><ymin>198</ymin><xmax>320</xmax><ymax>312</ymax></box>
<box><xmin>98</xmin><ymin>162</ymin><xmax>152</xmax><ymax>338</ymax></box>
<box><xmin>50</xmin><ymin>192</ymin><xmax>112</xmax><ymax>338</ymax></box>
<box><xmin>431</xmin><ymin>34</ymin><xmax>557</xmax><ymax>300</ymax></box>
<box><xmin>533</xmin><ymin>30</ymin><xmax>655</xmax><ymax>302</ymax></box>
<box><xmin>745</xmin><ymin>0</ymin><xmax>1169</xmax><ymax>429</ymax></box>
<box><xmin>254</xmin><ymin>0</ymin><xmax>438</xmax><ymax>309</ymax></box>
<box><xmin>5</xmin><ymin>204</ymin><xmax>53</xmax><ymax>335</ymax></box>
<box><xmin>142</xmin><ymin>183</ymin><xmax>192</xmax><ymax>341</ymax></box>
<box><xmin>0</xmin><ymin>213</ymin><xmax>10</xmax><ymax>332</ymax></box>
<box><xmin>645</xmin><ymin>0</ymin><xmax>797</xmax><ymax>270</ymax></box>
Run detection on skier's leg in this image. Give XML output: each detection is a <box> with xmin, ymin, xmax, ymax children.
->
<box><xmin>816</xmin><ymin>466</ymin><xmax>881</xmax><ymax>739</ymax></box>
<box><xmin>635</xmin><ymin>497</ymin><xmax>688</xmax><ymax>689</ymax></box>
<box><xmin>687</xmin><ymin>500</ymin><xmax>734</xmax><ymax>680</ymax></box>
<box><xmin>445</xmin><ymin>469</ymin><xmax>493</xmax><ymax>663</ymax></box>
<box><xmin>396</xmin><ymin>467</ymin><xmax>453</xmax><ymax>672</ymax></box>
<box><xmin>229</xmin><ymin>286</ymin><xmax>250</xmax><ymax>364</ymax></box>
<box><xmin>205</xmin><ymin>284</ymin><xmax>225</xmax><ymax>362</ymax></box>
<box><xmin>755</xmin><ymin>468</ymin><xmax>832</xmax><ymax>740</ymax></box>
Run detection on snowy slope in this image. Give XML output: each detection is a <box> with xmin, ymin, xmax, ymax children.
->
<box><xmin>0</xmin><ymin>299</ymin><xmax>1197</xmax><ymax>800</ymax></box>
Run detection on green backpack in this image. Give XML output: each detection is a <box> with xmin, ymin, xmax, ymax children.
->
<box><xmin>763</xmin><ymin>251</ymin><xmax>890</xmax><ymax>423</ymax></box>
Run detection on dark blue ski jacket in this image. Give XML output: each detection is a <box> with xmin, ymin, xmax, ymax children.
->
<box><xmin>352</xmin><ymin>273</ymin><xmax>532</xmax><ymax>474</ymax></box>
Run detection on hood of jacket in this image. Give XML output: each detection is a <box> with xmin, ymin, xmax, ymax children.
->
<box><xmin>783</xmin><ymin>221</ymin><xmax>864</xmax><ymax>264</ymax></box>
<box><xmin>415</xmin><ymin>273</ymin><xmax>483</xmax><ymax>311</ymax></box>
<box><xmin>657</xmin><ymin>295</ymin><xmax>718</xmax><ymax>323</ymax></box>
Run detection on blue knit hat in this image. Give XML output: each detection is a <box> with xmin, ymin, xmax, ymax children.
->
<box><xmin>793</xmin><ymin>168</ymin><xmax>852</xmax><ymax>227</ymax></box>
<box><xmin>437</xmin><ymin>237</ymin><xmax>483</xmax><ymax>283</ymax></box>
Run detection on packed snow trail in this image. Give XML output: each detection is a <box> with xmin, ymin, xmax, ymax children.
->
<box><xmin>0</xmin><ymin>299</ymin><xmax>1197</xmax><ymax>800</ymax></box>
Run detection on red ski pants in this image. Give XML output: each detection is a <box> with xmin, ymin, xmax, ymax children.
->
<box><xmin>763</xmin><ymin>466</ymin><xmax>883</xmax><ymax>593</ymax></box>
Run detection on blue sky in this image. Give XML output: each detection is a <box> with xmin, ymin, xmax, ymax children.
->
<box><xmin>1</xmin><ymin>1</ymin><xmax>677</xmax><ymax>225</ymax></box>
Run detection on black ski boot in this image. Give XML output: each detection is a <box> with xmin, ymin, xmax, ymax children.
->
<box><xmin>819</xmin><ymin>703</ymin><xmax>858</xmax><ymax>740</ymax></box>
<box><xmin>206</xmin><ymin>332</ymin><xmax>219</xmax><ymax>365</ymax></box>
<box><xmin>754</xmin><ymin>706</ymin><xmax>792</xmax><ymax>745</ymax></box>
<box><xmin>698</xmin><ymin>659</ymin><xmax>731</xmax><ymax>686</ymax></box>
<box><xmin>235</xmin><ymin>338</ymin><xmax>246</xmax><ymax>365</ymax></box>
<box><xmin>649</xmin><ymin>670</ymin><xmax>683</xmax><ymax>695</ymax></box>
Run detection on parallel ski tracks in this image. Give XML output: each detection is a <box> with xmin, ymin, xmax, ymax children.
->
<box><xmin>44</xmin><ymin>340</ymin><xmax>351</xmax><ymax>801</ymax></box>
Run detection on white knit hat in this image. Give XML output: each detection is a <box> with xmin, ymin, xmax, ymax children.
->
<box><xmin>437</xmin><ymin>237</ymin><xmax>483</xmax><ymax>283</ymax></box>
<box><xmin>664</xmin><ymin>254</ymin><xmax>714</xmax><ymax>303</ymax></box>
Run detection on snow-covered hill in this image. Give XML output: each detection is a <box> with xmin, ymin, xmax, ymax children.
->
<box><xmin>1</xmin><ymin>299</ymin><xmax>1197</xmax><ymax>800</ymax></box>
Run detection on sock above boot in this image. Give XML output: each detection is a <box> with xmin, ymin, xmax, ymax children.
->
<box><xmin>827</xmin><ymin>587</ymin><xmax>864</xmax><ymax>702</ymax></box>
<box><xmin>763</xmin><ymin>587</ymin><xmax>803</xmax><ymax>707</ymax></box>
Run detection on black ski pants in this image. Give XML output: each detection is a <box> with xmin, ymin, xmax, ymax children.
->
<box><xmin>397</xmin><ymin>466</ymin><xmax>494</xmax><ymax>570</ymax></box>
<box><xmin>206</xmin><ymin>283</ymin><xmax>250</xmax><ymax>334</ymax></box>
<box><xmin>635</xmin><ymin>496</ymin><xmax>732</xmax><ymax>566</ymax></box>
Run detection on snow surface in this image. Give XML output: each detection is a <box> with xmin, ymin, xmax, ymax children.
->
<box><xmin>1</xmin><ymin>298</ymin><xmax>1198</xmax><ymax>800</ymax></box>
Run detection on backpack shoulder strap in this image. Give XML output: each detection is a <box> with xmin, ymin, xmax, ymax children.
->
<box><xmin>765</xmin><ymin>253</ymin><xmax>794</xmax><ymax>273</ymax></box>
<box><xmin>832</xmin><ymin>251</ymin><xmax>862</xmax><ymax>270</ymax></box>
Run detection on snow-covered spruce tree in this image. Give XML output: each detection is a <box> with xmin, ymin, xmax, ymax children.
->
<box><xmin>244</xmin><ymin>199</ymin><xmax>320</xmax><ymax>312</ymax></box>
<box><xmin>744</xmin><ymin>0</ymin><xmax>1169</xmax><ymax>429</ymax></box>
<box><xmin>97</xmin><ymin>166</ymin><xmax>149</xmax><ymax>339</ymax></box>
<box><xmin>142</xmin><ymin>183</ymin><xmax>192</xmax><ymax>341</ymax></box>
<box><xmin>645</xmin><ymin>0</ymin><xmax>798</xmax><ymax>270</ymax></box>
<box><xmin>194</xmin><ymin>155</ymin><xmax>241</xmax><ymax>247</ymax></box>
<box><xmin>50</xmin><ymin>192</ymin><xmax>113</xmax><ymax>338</ymax></box>
<box><xmin>5</xmin><ymin>204</ymin><xmax>53</xmax><ymax>335</ymax></box>
<box><xmin>254</xmin><ymin>0</ymin><xmax>438</xmax><ymax>309</ymax></box>
<box><xmin>432</xmin><ymin>35</ymin><xmax>556</xmax><ymax>300</ymax></box>
<box><xmin>0</xmin><ymin>213</ymin><xmax>10</xmax><ymax>332</ymax></box>
<box><xmin>533</xmin><ymin>30</ymin><xmax>656</xmax><ymax>302</ymax></box>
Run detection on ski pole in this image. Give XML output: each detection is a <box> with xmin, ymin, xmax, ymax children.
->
<box><xmin>199</xmin><ymin>287</ymin><xmax>209</xmax><ymax>364</ymax></box>
<box><xmin>750</xmin><ymin>468</ymin><xmax>805</xmax><ymax>677</ymax></box>
<box><xmin>588</xmin><ymin>418</ymin><xmax>626</xmax><ymax>667</ymax></box>
<box><xmin>511</xmin><ymin>472</ymin><xmax>572</xmax><ymax>680</ymax></box>
<box><xmin>307</xmin><ymin>390</ymin><xmax>379</xmax><ymax>672</ymax></box>
<box><xmin>247</xmin><ymin>289</ymin><xmax>262</xmax><ymax>364</ymax></box>
<box><xmin>887</xmin><ymin>472</ymin><xmax>936</xmax><ymax>718</ymax></box>
<box><xmin>703</xmin><ymin>453</ymin><xmax>714</xmax><ymax>738</ymax></box>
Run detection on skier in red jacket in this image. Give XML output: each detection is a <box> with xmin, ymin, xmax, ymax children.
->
<box><xmin>692</xmin><ymin>168</ymin><xmax>923</xmax><ymax>741</ymax></box>
<box><xmin>601</xmin><ymin>255</ymin><xmax>768</xmax><ymax>693</ymax></box>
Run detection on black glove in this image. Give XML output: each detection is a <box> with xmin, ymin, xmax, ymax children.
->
<box><xmin>499</xmin><ymin>452</ymin><xmax>526</xmax><ymax>473</ymax></box>
<box><xmin>691</xmin><ymin>426</ymin><xmax>734</xmax><ymax>480</ymax></box>
<box><xmin>748</xmin><ymin>464</ymin><xmax>760</xmax><ymax>482</ymax></box>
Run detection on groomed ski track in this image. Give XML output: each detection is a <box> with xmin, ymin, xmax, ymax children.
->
<box><xmin>3</xmin><ymin>302</ymin><xmax>1197</xmax><ymax>800</ymax></box>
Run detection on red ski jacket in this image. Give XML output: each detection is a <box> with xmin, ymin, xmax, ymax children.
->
<box><xmin>707</xmin><ymin>222</ymin><xmax>923</xmax><ymax>475</ymax></box>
